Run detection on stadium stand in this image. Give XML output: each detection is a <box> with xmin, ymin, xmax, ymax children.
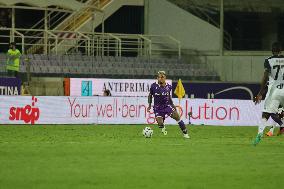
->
<box><xmin>0</xmin><ymin>53</ymin><xmax>218</xmax><ymax>81</ymax></box>
<box><xmin>0</xmin><ymin>0</ymin><xmax>220</xmax><ymax>86</ymax></box>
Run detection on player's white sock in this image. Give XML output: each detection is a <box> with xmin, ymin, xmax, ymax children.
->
<box><xmin>183</xmin><ymin>133</ymin><xmax>190</xmax><ymax>139</ymax></box>
<box><xmin>161</xmin><ymin>126</ymin><xmax>167</xmax><ymax>135</ymax></box>
<box><xmin>258</xmin><ymin>118</ymin><xmax>267</xmax><ymax>135</ymax></box>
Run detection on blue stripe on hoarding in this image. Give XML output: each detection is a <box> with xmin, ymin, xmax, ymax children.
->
<box><xmin>172</xmin><ymin>82</ymin><xmax>260</xmax><ymax>100</ymax></box>
<box><xmin>0</xmin><ymin>77</ymin><xmax>21</xmax><ymax>95</ymax></box>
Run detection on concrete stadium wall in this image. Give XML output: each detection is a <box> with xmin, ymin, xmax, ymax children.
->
<box><xmin>30</xmin><ymin>77</ymin><xmax>64</xmax><ymax>96</ymax></box>
<box><xmin>205</xmin><ymin>55</ymin><xmax>268</xmax><ymax>83</ymax></box>
<box><xmin>145</xmin><ymin>0</ymin><xmax>220</xmax><ymax>51</ymax></box>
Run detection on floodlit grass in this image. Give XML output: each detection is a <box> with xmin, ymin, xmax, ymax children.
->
<box><xmin>0</xmin><ymin>125</ymin><xmax>283</xmax><ymax>189</ymax></box>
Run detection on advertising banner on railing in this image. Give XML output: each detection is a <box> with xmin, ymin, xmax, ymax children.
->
<box><xmin>69</xmin><ymin>78</ymin><xmax>172</xmax><ymax>97</ymax></box>
<box><xmin>0</xmin><ymin>77</ymin><xmax>21</xmax><ymax>95</ymax></box>
<box><xmin>0</xmin><ymin>96</ymin><xmax>263</xmax><ymax>126</ymax></box>
<box><xmin>172</xmin><ymin>82</ymin><xmax>260</xmax><ymax>100</ymax></box>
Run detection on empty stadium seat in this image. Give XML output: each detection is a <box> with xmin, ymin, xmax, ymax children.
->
<box><xmin>12</xmin><ymin>54</ymin><xmax>219</xmax><ymax>80</ymax></box>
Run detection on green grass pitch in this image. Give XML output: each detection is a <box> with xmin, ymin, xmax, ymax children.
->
<box><xmin>0</xmin><ymin>125</ymin><xmax>283</xmax><ymax>189</ymax></box>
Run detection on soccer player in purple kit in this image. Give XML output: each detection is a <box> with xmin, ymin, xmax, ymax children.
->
<box><xmin>147</xmin><ymin>71</ymin><xmax>190</xmax><ymax>139</ymax></box>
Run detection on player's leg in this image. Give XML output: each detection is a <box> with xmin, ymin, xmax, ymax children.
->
<box><xmin>253</xmin><ymin>112</ymin><xmax>271</xmax><ymax>145</ymax></box>
<box><xmin>155</xmin><ymin>116</ymin><xmax>164</xmax><ymax>128</ymax></box>
<box><xmin>170</xmin><ymin>110</ymin><xmax>189</xmax><ymax>138</ymax></box>
<box><xmin>155</xmin><ymin>116</ymin><xmax>167</xmax><ymax>135</ymax></box>
<box><xmin>153</xmin><ymin>108</ymin><xmax>167</xmax><ymax>135</ymax></box>
<box><xmin>266</xmin><ymin>124</ymin><xmax>275</xmax><ymax>136</ymax></box>
<box><xmin>259</xmin><ymin>112</ymin><xmax>271</xmax><ymax>135</ymax></box>
<box><xmin>266</xmin><ymin>113</ymin><xmax>283</xmax><ymax>136</ymax></box>
<box><xmin>254</xmin><ymin>90</ymin><xmax>273</xmax><ymax>143</ymax></box>
<box><xmin>278</xmin><ymin>127</ymin><xmax>284</xmax><ymax>135</ymax></box>
<box><xmin>275</xmin><ymin>108</ymin><xmax>284</xmax><ymax>136</ymax></box>
<box><xmin>277</xmin><ymin>97</ymin><xmax>284</xmax><ymax>135</ymax></box>
<box><xmin>278</xmin><ymin>123</ymin><xmax>284</xmax><ymax>135</ymax></box>
<box><xmin>254</xmin><ymin>95</ymin><xmax>279</xmax><ymax>145</ymax></box>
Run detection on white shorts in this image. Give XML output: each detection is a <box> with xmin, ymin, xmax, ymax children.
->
<box><xmin>263</xmin><ymin>87</ymin><xmax>284</xmax><ymax>113</ymax></box>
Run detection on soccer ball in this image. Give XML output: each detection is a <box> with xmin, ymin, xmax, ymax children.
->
<box><xmin>142</xmin><ymin>127</ymin><xmax>153</xmax><ymax>138</ymax></box>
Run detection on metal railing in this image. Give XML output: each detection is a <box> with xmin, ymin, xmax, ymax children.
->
<box><xmin>26</xmin><ymin>0</ymin><xmax>109</xmax><ymax>54</ymax></box>
<box><xmin>0</xmin><ymin>28</ymin><xmax>181</xmax><ymax>58</ymax></box>
<box><xmin>21</xmin><ymin>0</ymin><xmax>95</xmax><ymax>32</ymax></box>
<box><xmin>55</xmin><ymin>0</ymin><xmax>107</xmax><ymax>31</ymax></box>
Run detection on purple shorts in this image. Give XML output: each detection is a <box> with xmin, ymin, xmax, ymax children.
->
<box><xmin>154</xmin><ymin>105</ymin><xmax>175</xmax><ymax>119</ymax></box>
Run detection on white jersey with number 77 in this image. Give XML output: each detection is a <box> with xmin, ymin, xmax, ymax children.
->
<box><xmin>265</xmin><ymin>55</ymin><xmax>284</xmax><ymax>89</ymax></box>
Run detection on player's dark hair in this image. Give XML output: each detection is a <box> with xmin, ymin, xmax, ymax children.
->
<box><xmin>10</xmin><ymin>42</ymin><xmax>16</xmax><ymax>46</ymax></box>
<box><xmin>104</xmin><ymin>89</ymin><xmax>111</xmax><ymax>96</ymax></box>
<box><xmin>272</xmin><ymin>42</ymin><xmax>281</xmax><ymax>54</ymax></box>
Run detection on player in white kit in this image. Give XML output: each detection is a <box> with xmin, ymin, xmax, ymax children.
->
<box><xmin>253</xmin><ymin>42</ymin><xmax>284</xmax><ymax>145</ymax></box>
<box><xmin>265</xmin><ymin>106</ymin><xmax>284</xmax><ymax>136</ymax></box>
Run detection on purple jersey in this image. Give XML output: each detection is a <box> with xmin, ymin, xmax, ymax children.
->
<box><xmin>150</xmin><ymin>82</ymin><xmax>172</xmax><ymax>110</ymax></box>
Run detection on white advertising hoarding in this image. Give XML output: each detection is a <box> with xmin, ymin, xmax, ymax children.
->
<box><xmin>0</xmin><ymin>96</ymin><xmax>263</xmax><ymax>126</ymax></box>
<box><xmin>70</xmin><ymin>78</ymin><xmax>172</xmax><ymax>96</ymax></box>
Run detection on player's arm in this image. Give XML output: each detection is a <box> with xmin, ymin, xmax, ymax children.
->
<box><xmin>147</xmin><ymin>84</ymin><xmax>154</xmax><ymax>112</ymax></box>
<box><xmin>254</xmin><ymin>66</ymin><xmax>269</xmax><ymax>104</ymax></box>
<box><xmin>16</xmin><ymin>50</ymin><xmax>21</xmax><ymax>58</ymax></box>
<box><xmin>147</xmin><ymin>93</ymin><xmax>152</xmax><ymax>112</ymax></box>
<box><xmin>7</xmin><ymin>53</ymin><xmax>17</xmax><ymax>59</ymax></box>
<box><xmin>258</xmin><ymin>71</ymin><xmax>269</xmax><ymax>95</ymax></box>
<box><xmin>6</xmin><ymin>51</ymin><xmax>13</xmax><ymax>59</ymax></box>
<box><xmin>254</xmin><ymin>71</ymin><xmax>268</xmax><ymax>104</ymax></box>
<box><xmin>169</xmin><ymin>94</ymin><xmax>177</xmax><ymax>111</ymax></box>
